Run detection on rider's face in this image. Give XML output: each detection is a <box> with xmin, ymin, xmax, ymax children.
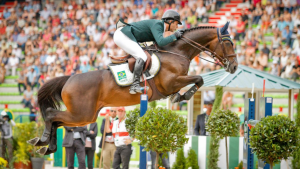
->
<box><xmin>169</xmin><ymin>21</ymin><xmax>179</xmax><ymax>32</ymax></box>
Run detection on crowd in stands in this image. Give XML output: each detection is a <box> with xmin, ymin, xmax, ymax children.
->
<box><xmin>0</xmin><ymin>0</ymin><xmax>300</xmax><ymax>107</ymax></box>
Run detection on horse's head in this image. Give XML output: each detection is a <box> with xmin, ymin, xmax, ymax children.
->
<box><xmin>209</xmin><ymin>22</ymin><xmax>238</xmax><ymax>74</ymax></box>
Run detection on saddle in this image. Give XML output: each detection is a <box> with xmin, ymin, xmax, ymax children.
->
<box><xmin>110</xmin><ymin>51</ymin><xmax>152</xmax><ymax>73</ymax></box>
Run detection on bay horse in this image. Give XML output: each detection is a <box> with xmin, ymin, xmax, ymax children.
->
<box><xmin>28</xmin><ymin>22</ymin><xmax>238</xmax><ymax>155</ymax></box>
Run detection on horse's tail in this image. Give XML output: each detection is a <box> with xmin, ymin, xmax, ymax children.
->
<box><xmin>38</xmin><ymin>76</ymin><xmax>70</xmax><ymax>121</ymax></box>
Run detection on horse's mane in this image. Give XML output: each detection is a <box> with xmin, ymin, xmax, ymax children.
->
<box><xmin>183</xmin><ymin>26</ymin><xmax>216</xmax><ymax>33</ymax></box>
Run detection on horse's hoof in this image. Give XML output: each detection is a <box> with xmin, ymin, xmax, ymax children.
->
<box><xmin>170</xmin><ymin>93</ymin><xmax>181</xmax><ymax>103</ymax></box>
<box><xmin>27</xmin><ymin>137</ymin><xmax>40</xmax><ymax>146</ymax></box>
<box><xmin>37</xmin><ymin>147</ymin><xmax>48</xmax><ymax>155</ymax></box>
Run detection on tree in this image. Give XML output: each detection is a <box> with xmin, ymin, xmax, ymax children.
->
<box><xmin>292</xmin><ymin>90</ymin><xmax>300</xmax><ymax>168</ymax></box>
<box><xmin>207</xmin><ymin>86</ymin><xmax>223</xmax><ymax>169</ymax></box>
<box><xmin>249</xmin><ymin>115</ymin><xmax>299</xmax><ymax>169</ymax></box>
<box><xmin>206</xmin><ymin>109</ymin><xmax>240</xmax><ymax>169</ymax></box>
<box><xmin>125</xmin><ymin>108</ymin><xmax>140</xmax><ymax>139</ymax></box>
<box><xmin>172</xmin><ymin>148</ymin><xmax>185</xmax><ymax>169</ymax></box>
<box><xmin>207</xmin><ymin>135</ymin><xmax>220</xmax><ymax>169</ymax></box>
<box><xmin>185</xmin><ymin>148</ymin><xmax>199</xmax><ymax>169</ymax></box>
<box><xmin>135</xmin><ymin>107</ymin><xmax>189</xmax><ymax>169</ymax></box>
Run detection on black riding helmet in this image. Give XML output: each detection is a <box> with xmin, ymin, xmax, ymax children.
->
<box><xmin>162</xmin><ymin>10</ymin><xmax>182</xmax><ymax>31</ymax></box>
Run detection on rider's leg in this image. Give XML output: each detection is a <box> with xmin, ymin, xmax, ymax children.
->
<box><xmin>114</xmin><ymin>28</ymin><xmax>148</xmax><ymax>94</ymax></box>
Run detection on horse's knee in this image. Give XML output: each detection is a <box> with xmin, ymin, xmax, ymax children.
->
<box><xmin>196</xmin><ymin>76</ymin><xmax>203</xmax><ymax>87</ymax></box>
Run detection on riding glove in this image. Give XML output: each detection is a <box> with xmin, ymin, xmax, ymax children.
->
<box><xmin>174</xmin><ymin>30</ymin><xmax>184</xmax><ymax>39</ymax></box>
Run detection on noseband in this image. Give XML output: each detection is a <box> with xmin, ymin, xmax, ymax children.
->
<box><xmin>181</xmin><ymin>28</ymin><xmax>236</xmax><ymax>71</ymax></box>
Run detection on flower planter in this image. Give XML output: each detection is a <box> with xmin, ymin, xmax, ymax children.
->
<box><xmin>31</xmin><ymin>157</ymin><xmax>45</xmax><ymax>169</ymax></box>
<box><xmin>13</xmin><ymin>161</ymin><xmax>32</xmax><ymax>169</ymax></box>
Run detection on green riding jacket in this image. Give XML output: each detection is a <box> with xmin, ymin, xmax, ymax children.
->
<box><xmin>118</xmin><ymin>19</ymin><xmax>177</xmax><ymax>47</ymax></box>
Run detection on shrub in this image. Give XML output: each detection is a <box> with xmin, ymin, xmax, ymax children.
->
<box><xmin>172</xmin><ymin>148</ymin><xmax>185</xmax><ymax>169</ymax></box>
<box><xmin>185</xmin><ymin>149</ymin><xmax>198</xmax><ymax>169</ymax></box>
<box><xmin>135</xmin><ymin>107</ymin><xmax>189</xmax><ymax>168</ymax></box>
<box><xmin>250</xmin><ymin>115</ymin><xmax>299</xmax><ymax>169</ymax></box>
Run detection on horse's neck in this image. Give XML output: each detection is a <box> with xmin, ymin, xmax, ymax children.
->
<box><xmin>163</xmin><ymin>28</ymin><xmax>217</xmax><ymax>60</ymax></box>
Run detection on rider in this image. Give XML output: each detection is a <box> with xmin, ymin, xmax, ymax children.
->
<box><xmin>113</xmin><ymin>10</ymin><xmax>184</xmax><ymax>94</ymax></box>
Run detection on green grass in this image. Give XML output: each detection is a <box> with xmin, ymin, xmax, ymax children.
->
<box><xmin>0</xmin><ymin>84</ymin><xmax>18</xmax><ymax>87</ymax></box>
<box><xmin>5</xmin><ymin>76</ymin><xmax>18</xmax><ymax>79</ymax></box>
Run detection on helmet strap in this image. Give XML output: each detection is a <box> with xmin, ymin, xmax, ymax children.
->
<box><xmin>165</xmin><ymin>19</ymin><xmax>175</xmax><ymax>31</ymax></box>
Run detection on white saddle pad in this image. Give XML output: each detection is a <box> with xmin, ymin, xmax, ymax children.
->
<box><xmin>108</xmin><ymin>53</ymin><xmax>161</xmax><ymax>86</ymax></box>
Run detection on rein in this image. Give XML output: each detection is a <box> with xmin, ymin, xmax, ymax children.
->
<box><xmin>147</xmin><ymin>28</ymin><xmax>236</xmax><ymax>69</ymax></box>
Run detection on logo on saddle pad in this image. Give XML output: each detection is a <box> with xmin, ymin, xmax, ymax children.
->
<box><xmin>117</xmin><ymin>71</ymin><xmax>128</xmax><ymax>82</ymax></box>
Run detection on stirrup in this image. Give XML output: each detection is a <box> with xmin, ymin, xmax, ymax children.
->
<box><xmin>129</xmin><ymin>85</ymin><xmax>149</xmax><ymax>94</ymax></box>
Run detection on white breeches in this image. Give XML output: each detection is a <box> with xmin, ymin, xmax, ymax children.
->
<box><xmin>113</xmin><ymin>27</ymin><xmax>147</xmax><ymax>62</ymax></box>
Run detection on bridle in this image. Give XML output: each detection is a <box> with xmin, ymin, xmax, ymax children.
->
<box><xmin>147</xmin><ymin>28</ymin><xmax>237</xmax><ymax>71</ymax></box>
<box><xmin>181</xmin><ymin>28</ymin><xmax>237</xmax><ymax>71</ymax></box>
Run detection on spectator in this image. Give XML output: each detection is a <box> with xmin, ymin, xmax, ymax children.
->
<box><xmin>235</xmin><ymin>16</ymin><xmax>246</xmax><ymax>40</ymax></box>
<box><xmin>21</xmin><ymin>85</ymin><xmax>33</xmax><ymax>108</ymax></box>
<box><xmin>150</xmin><ymin>150</ymin><xmax>170</xmax><ymax>169</ymax></box>
<box><xmin>85</xmin><ymin>122</ymin><xmax>98</xmax><ymax>169</ymax></box>
<box><xmin>111</xmin><ymin>107</ymin><xmax>133</xmax><ymax>169</ymax></box>
<box><xmin>261</xmin><ymin>43</ymin><xmax>271</xmax><ymax>58</ymax></box>
<box><xmin>16</xmin><ymin>30</ymin><xmax>28</xmax><ymax>51</ymax></box>
<box><xmin>39</xmin><ymin>7</ymin><xmax>51</xmax><ymax>20</ymax></box>
<box><xmin>271</xmin><ymin>33</ymin><xmax>281</xmax><ymax>50</ymax></box>
<box><xmin>99</xmin><ymin>107</ymin><xmax>117</xmax><ymax>169</ymax></box>
<box><xmin>1</xmin><ymin>111</ymin><xmax>16</xmax><ymax>165</ymax></box>
<box><xmin>80</xmin><ymin>61</ymin><xmax>90</xmax><ymax>73</ymax></box>
<box><xmin>17</xmin><ymin>70</ymin><xmax>26</xmax><ymax>94</ymax></box>
<box><xmin>63</xmin><ymin>126</ymin><xmax>87</xmax><ymax>169</ymax></box>
<box><xmin>222</xmin><ymin>91</ymin><xmax>233</xmax><ymax>110</ymax></box>
<box><xmin>7</xmin><ymin>53</ymin><xmax>19</xmax><ymax>76</ymax></box>
<box><xmin>269</xmin><ymin>60</ymin><xmax>280</xmax><ymax>76</ymax></box>
<box><xmin>282</xmin><ymin>25</ymin><xmax>292</xmax><ymax>46</ymax></box>
<box><xmin>291</xmin><ymin>59</ymin><xmax>300</xmax><ymax>81</ymax></box>
<box><xmin>194</xmin><ymin>101</ymin><xmax>213</xmax><ymax>136</ymax></box>
<box><xmin>281</xmin><ymin>59</ymin><xmax>294</xmax><ymax>79</ymax></box>
<box><xmin>26</xmin><ymin>67</ymin><xmax>37</xmax><ymax>90</ymax></box>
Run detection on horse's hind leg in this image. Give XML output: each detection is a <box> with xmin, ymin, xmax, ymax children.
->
<box><xmin>37</xmin><ymin>122</ymin><xmax>60</xmax><ymax>155</ymax></box>
<box><xmin>28</xmin><ymin>108</ymin><xmax>56</xmax><ymax>146</ymax></box>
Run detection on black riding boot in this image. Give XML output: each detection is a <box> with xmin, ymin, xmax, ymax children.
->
<box><xmin>129</xmin><ymin>58</ymin><xmax>145</xmax><ymax>94</ymax></box>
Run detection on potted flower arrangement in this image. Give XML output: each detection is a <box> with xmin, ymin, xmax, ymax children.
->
<box><xmin>13</xmin><ymin>122</ymin><xmax>35</xmax><ymax>169</ymax></box>
<box><xmin>0</xmin><ymin>157</ymin><xmax>8</xmax><ymax>169</ymax></box>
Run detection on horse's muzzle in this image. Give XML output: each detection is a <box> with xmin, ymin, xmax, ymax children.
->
<box><xmin>225</xmin><ymin>59</ymin><xmax>238</xmax><ymax>74</ymax></box>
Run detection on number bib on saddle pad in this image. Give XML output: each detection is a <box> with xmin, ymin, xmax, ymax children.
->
<box><xmin>108</xmin><ymin>53</ymin><xmax>161</xmax><ymax>86</ymax></box>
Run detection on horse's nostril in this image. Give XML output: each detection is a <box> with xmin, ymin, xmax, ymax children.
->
<box><xmin>233</xmin><ymin>66</ymin><xmax>237</xmax><ymax>71</ymax></box>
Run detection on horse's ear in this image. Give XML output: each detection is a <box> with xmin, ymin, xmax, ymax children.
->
<box><xmin>221</xmin><ymin>22</ymin><xmax>230</xmax><ymax>35</ymax></box>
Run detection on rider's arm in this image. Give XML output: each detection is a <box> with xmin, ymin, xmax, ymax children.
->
<box><xmin>163</xmin><ymin>31</ymin><xmax>173</xmax><ymax>37</ymax></box>
<box><xmin>151</xmin><ymin>22</ymin><xmax>177</xmax><ymax>47</ymax></box>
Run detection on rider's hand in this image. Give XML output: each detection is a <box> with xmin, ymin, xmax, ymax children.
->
<box><xmin>174</xmin><ymin>30</ymin><xmax>184</xmax><ymax>39</ymax></box>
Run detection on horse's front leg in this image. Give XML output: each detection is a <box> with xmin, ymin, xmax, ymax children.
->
<box><xmin>170</xmin><ymin>75</ymin><xmax>203</xmax><ymax>103</ymax></box>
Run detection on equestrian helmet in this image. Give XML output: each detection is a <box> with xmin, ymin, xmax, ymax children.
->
<box><xmin>162</xmin><ymin>10</ymin><xmax>182</xmax><ymax>25</ymax></box>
